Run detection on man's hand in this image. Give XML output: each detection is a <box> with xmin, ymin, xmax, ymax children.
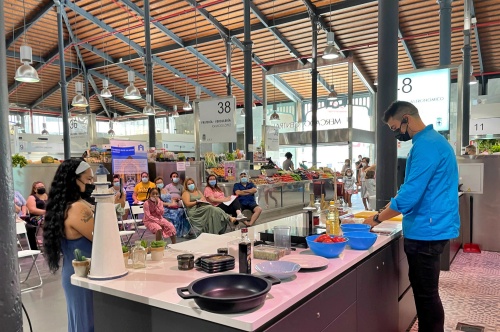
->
<box><xmin>363</xmin><ymin>216</ymin><xmax>378</xmax><ymax>228</ymax></box>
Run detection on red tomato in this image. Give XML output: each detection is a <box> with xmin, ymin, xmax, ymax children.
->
<box><xmin>332</xmin><ymin>237</ymin><xmax>346</xmax><ymax>243</ymax></box>
<box><xmin>322</xmin><ymin>237</ymin><xmax>334</xmax><ymax>243</ymax></box>
<box><xmin>315</xmin><ymin>234</ymin><xmax>330</xmax><ymax>243</ymax></box>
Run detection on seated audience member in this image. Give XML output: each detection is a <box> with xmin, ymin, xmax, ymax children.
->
<box><xmin>165</xmin><ymin>172</ymin><xmax>184</xmax><ymax>200</ymax></box>
<box><xmin>110</xmin><ymin>174</ymin><xmax>127</xmax><ymax>219</ymax></box>
<box><xmin>143</xmin><ymin>188</ymin><xmax>176</xmax><ymax>243</ymax></box>
<box><xmin>132</xmin><ymin>172</ymin><xmax>156</xmax><ymax>204</ymax></box>
<box><xmin>14</xmin><ymin>190</ymin><xmax>27</xmax><ymax>217</ymax></box>
<box><xmin>155</xmin><ymin>176</ymin><xmax>190</xmax><ymax>238</ymax></box>
<box><xmin>181</xmin><ymin>178</ymin><xmax>238</xmax><ymax>234</ymax></box>
<box><xmin>465</xmin><ymin>145</ymin><xmax>476</xmax><ymax>156</ymax></box>
<box><xmin>233</xmin><ymin>172</ymin><xmax>262</xmax><ymax>227</ymax></box>
<box><xmin>26</xmin><ymin>181</ymin><xmax>48</xmax><ymax>249</ymax></box>
<box><xmin>204</xmin><ymin>174</ymin><xmax>246</xmax><ymax>220</ymax></box>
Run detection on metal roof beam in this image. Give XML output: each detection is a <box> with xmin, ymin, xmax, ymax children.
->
<box><xmin>63</xmin><ymin>0</ymin><xmax>217</xmax><ymax>98</ymax></box>
<box><xmin>317</xmin><ymin>74</ymin><xmax>333</xmax><ymax>93</ymax></box>
<box><xmin>248</xmin><ymin>1</ymin><xmax>307</xmax><ymax>65</ymax></box>
<box><xmin>30</xmin><ymin>71</ymin><xmax>80</xmax><ymax>108</ymax></box>
<box><xmin>183</xmin><ymin>0</ymin><xmax>230</xmax><ymax>39</ymax></box>
<box><xmin>120</xmin><ymin>0</ymin><xmax>259</xmax><ymax>101</ymax></box>
<box><xmin>6</xmin><ymin>49</ymin><xmax>79</xmax><ymax>69</ymax></box>
<box><xmin>87</xmin><ymin>74</ymin><xmax>112</xmax><ymax>117</ymax></box>
<box><xmin>398</xmin><ymin>29</ymin><xmax>417</xmax><ymax>69</ymax></box>
<box><xmin>230</xmin><ymin>36</ymin><xmax>268</xmax><ymax>71</ymax></box>
<box><xmin>6</xmin><ymin>2</ymin><xmax>55</xmax><ymax>48</ymax></box>
<box><xmin>267</xmin><ymin>75</ymin><xmax>303</xmax><ymax>102</ymax></box>
<box><xmin>353</xmin><ymin>62</ymin><xmax>375</xmax><ymax>94</ymax></box>
<box><xmin>470</xmin><ymin>1</ymin><xmax>484</xmax><ymax>74</ymax></box>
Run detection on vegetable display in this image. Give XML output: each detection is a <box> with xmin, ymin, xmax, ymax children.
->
<box><xmin>314</xmin><ymin>235</ymin><xmax>347</xmax><ymax>243</ymax></box>
<box><xmin>12</xmin><ymin>154</ymin><xmax>28</xmax><ymax>168</ymax></box>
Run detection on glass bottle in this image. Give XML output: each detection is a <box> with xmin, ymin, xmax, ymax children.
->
<box><xmin>239</xmin><ymin>228</ymin><xmax>252</xmax><ymax>274</ymax></box>
<box><xmin>132</xmin><ymin>240</ymin><xmax>146</xmax><ymax>269</ymax></box>
<box><xmin>326</xmin><ymin>201</ymin><xmax>340</xmax><ymax>236</ymax></box>
<box><xmin>308</xmin><ymin>193</ymin><xmax>315</xmax><ymax>208</ymax></box>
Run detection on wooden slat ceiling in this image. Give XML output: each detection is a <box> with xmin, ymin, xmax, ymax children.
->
<box><xmin>4</xmin><ymin>0</ymin><xmax>500</xmax><ymax>119</ymax></box>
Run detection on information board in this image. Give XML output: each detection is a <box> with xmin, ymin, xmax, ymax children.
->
<box><xmin>198</xmin><ymin>97</ymin><xmax>236</xmax><ymax>143</ymax></box>
<box><xmin>469</xmin><ymin>117</ymin><xmax>500</xmax><ymax>136</ymax></box>
<box><xmin>265</xmin><ymin>126</ymin><xmax>279</xmax><ymax>151</ymax></box>
<box><xmin>70</xmin><ymin>114</ymin><xmax>95</xmax><ymax>153</ymax></box>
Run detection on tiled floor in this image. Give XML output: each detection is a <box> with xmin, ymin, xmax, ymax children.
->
<box><xmin>410</xmin><ymin>250</ymin><xmax>500</xmax><ymax>332</ymax></box>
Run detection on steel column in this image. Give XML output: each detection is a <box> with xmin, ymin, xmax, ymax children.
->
<box><xmin>438</xmin><ymin>0</ymin><xmax>453</xmax><ymax>66</ymax></box>
<box><xmin>311</xmin><ymin>18</ymin><xmax>318</xmax><ymax>167</ymax></box>
<box><xmin>144</xmin><ymin>0</ymin><xmax>156</xmax><ymax>147</ymax></box>
<box><xmin>348</xmin><ymin>60</ymin><xmax>354</xmax><ymax>166</ymax></box>
<box><xmin>57</xmin><ymin>4</ymin><xmax>71</xmax><ymax>159</ymax></box>
<box><xmin>225</xmin><ymin>38</ymin><xmax>234</xmax><ymax>153</ymax></box>
<box><xmin>0</xmin><ymin>1</ymin><xmax>22</xmax><ymax>330</ymax></box>
<box><xmin>243</xmin><ymin>0</ymin><xmax>253</xmax><ymax>162</ymax></box>
<box><xmin>375</xmin><ymin>0</ymin><xmax>399</xmax><ymax>210</ymax></box>
<box><xmin>462</xmin><ymin>0</ymin><xmax>471</xmax><ymax>149</ymax></box>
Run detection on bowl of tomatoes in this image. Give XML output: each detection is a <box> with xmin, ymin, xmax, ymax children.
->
<box><xmin>306</xmin><ymin>234</ymin><xmax>348</xmax><ymax>258</ymax></box>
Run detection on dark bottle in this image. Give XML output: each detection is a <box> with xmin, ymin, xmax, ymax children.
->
<box><xmin>238</xmin><ymin>228</ymin><xmax>252</xmax><ymax>274</ymax></box>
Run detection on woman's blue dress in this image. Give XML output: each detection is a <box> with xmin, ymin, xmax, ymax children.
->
<box><xmin>161</xmin><ymin>193</ymin><xmax>190</xmax><ymax>237</ymax></box>
<box><xmin>61</xmin><ymin>237</ymin><xmax>94</xmax><ymax>332</ymax></box>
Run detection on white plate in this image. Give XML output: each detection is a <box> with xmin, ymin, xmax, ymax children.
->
<box><xmin>255</xmin><ymin>261</ymin><xmax>301</xmax><ymax>279</ymax></box>
<box><xmin>280</xmin><ymin>255</ymin><xmax>329</xmax><ymax>269</ymax></box>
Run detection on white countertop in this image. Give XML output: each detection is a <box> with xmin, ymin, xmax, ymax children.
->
<box><xmin>72</xmin><ymin>215</ymin><xmax>402</xmax><ymax>331</ymax></box>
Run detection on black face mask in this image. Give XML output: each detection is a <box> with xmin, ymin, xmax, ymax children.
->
<box><xmin>36</xmin><ymin>188</ymin><xmax>46</xmax><ymax>195</ymax></box>
<box><xmin>80</xmin><ymin>183</ymin><xmax>96</xmax><ymax>198</ymax></box>
<box><xmin>394</xmin><ymin>118</ymin><xmax>411</xmax><ymax>142</ymax></box>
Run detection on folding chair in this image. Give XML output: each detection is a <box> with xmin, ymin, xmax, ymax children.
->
<box><xmin>179</xmin><ymin>201</ymin><xmax>202</xmax><ymax>238</ymax></box>
<box><xmin>117</xmin><ymin>202</ymin><xmax>135</xmax><ymax>246</ymax></box>
<box><xmin>130</xmin><ymin>205</ymin><xmax>148</xmax><ymax>240</ymax></box>
<box><xmin>16</xmin><ymin>222</ymin><xmax>43</xmax><ymax>292</ymax></box>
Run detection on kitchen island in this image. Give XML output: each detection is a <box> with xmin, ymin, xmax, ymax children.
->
<box><xmin>72</xmin><ymin>217</ymin><xmax>409</xmax><ymax>332</ymax></box>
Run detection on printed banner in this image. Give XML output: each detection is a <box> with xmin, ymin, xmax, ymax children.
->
<box><xmin>110</xmin><ymin>140</ymin><xmax>149</xmax><ymax>196</ymax></box>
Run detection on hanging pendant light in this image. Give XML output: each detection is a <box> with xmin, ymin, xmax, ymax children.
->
<box><xmin>41</xmin><ymin>122</ymin><xmax>49</xmax><ymax>135</ymax></box>
<box><xmin>270</xmin><ymin>104</ymin><xmax>280</xmax><ymax>122</ymax></box>
<box><xmin>71</xmin><ymin>82</ymin><xmax>89</xmax><ymax>108</ymax></box>
<box><xmin>240</xmin><ymin>108</ymin><xmax>246</xmax><ymax>117</ymax></box>
<box><xmin>143</xmin><ymin>94</ymin><xmax>155</xmax><ymax>116</ymax></box>
<box><xmin>107</xmin><ymin>122</ymin><xmax>115</xmax><ymax>137</ymax></box>
<box><xmin>15</xmin><ymin>45</ymin><xmax>40</xmax><ymax>83</ymax></box>
<box><xmin>183</xmin><ymin>95</ymin><xmax>192</xmax><ymax>111</ymax></box>
<box><xmin>327</xmin><ymin>85</ymin><xmax>338</xmax><ymax>100</ymax></box>
<box><xmin>469</xmin><ymin>65</ymin><xmax>478</xmax><ymax>85</ymax></box>
<box><xmin>322</xmin><ymin>32</ymin><xmax>340</xmax><ymax>60</ymax></box>
<box><xmin>100</xmin><ymin>79</ymin><xmax>112</xmax><ymax>98</ymax></box>
<box><xmin>124</xmin><ymin>71</ymin><xmax>141</xmax><ymax>100</ymax></box>
<box><xmin>172</xmin><ymin>105</ymin><xmax>180</xmax><ymax>118</ymax></box>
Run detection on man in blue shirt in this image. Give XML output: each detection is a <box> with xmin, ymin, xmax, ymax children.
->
<box><xmin>365</xmin><ymin>101</ymin><xmax>459</xmax><ymax>332</ymax></box>
<box><xmin>233</xmin><ymin>171</ymin><xmax>262</xmax><ymax>227</ymax></box>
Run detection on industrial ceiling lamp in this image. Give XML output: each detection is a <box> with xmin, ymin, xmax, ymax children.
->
<box><xmin>322</xmin><ymin>0</ymin><xmax>340</xmax><ymax>60</ymax></box>
<box><xmin>270</xmin><ymin>104</ymin><xmax>280</xmax><ymax>122</ymax></box>
<box><xmin>71</xmin><ymin>82</ymin><xmax>89</xmax><ymax>108</ymax></box>
<box><xmin>469</xmin><ymin>66</ymin><xmax>478</xmax><ymax>85</ymax></box>
<box><xmin>124</xmin><ymin>71</ymin><xmax>141</xmax><ymax>100</ymax></box>
<box><xmin>100</xmin><ymin>79</ymin><xmax>112</xmax><ymax>98</ymax></box>
<box><xmin>183</xmin><ymin>95</ymin><xmax>192</xmax><ymax>111</ymax></box>
<box><xmin>41</xmin><ymin>122</ymin><xmax>49</xmax><ymax>135</ymax></box>
<box><xmin>172</xmin><ymin>105</ymin><xmax>180</xmax><ymax>118</ymax></box>
<box><xmin>15</xmin><ymin>45</ymin><xmax>40</xmax><ymax>83</ymax></box>
<box><xmin>15</xmin><ymin>1</ymin><xmax>39</xmax><ymax>83</ymax></box>
<box><xmin>143</xmin><ymin>94</ymin><xmax>155</xmax><ymax>116</ymax></box>
<box><xmin>327</xmin><ymin>85</ymin><xmax>338</xmax><ymax>100</ymax></box>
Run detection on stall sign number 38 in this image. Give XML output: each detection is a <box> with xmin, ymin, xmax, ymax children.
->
<box><xmin>218</xmin><ymin>101</ymin><xmax>232</xmax><ymax>114</ymax></box>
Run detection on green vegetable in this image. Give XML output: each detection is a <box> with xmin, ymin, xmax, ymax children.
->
<box><xmin>122</xmin><ymin>245</ymin><xmax>129</xmax><ymax>253</ymax></box>
<box><xmin>12</xmin><ymin>154</ymin><xmax>28</xmax><ymax>168</ymax></box>
<box><xmin>41</xmin><ymin>155</ymin><xmax>54</xmax><ymax>163</ymax></box>
<box><xmin>73</xmin><ymin>249</ymin><xmax>87</xmax><ymax>261</ymax></box>
<box><xmin>140</xmin><ymin>240</ymin><xmax>149</xmax><ymax>248</ymax></box>
<box><xmin>150</xmin><ymin>240</ymin><xmax>166</xmax><ymax>248</ymax></box>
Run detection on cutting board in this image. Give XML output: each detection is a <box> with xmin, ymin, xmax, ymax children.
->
<box><xmin>354</xmin><ymin>211</ymin><xmax>403</xmax><ymax>222</ymax></box>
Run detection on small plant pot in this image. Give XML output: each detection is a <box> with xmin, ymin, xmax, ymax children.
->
<box><xmin>72</xmin><ymin>259</ymin><xmax>91</xmax><ymax>277</ymax></box>
<box><xmin>150</xmin><ymin>247</ymin><xmax>164</xmax><ymax>261</ymax></box>
<box><xmin>123</xmin><ymin>252</ymin><xmax>130</xmax><ymax>267</ymax></box>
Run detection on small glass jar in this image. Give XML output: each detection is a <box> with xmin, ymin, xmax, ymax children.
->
<box><xmin>131</xmin><ymin>240</ymin><xmax>146</xmax><ymax>269</ymax></box>
<box><xmin>177</xmin><ymin>254</ymin><xmax>194</xmax><ymax>270</ymax></box>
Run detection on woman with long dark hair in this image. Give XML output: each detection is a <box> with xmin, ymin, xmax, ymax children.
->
<box><xmin>44</xmin><ymin>159</ymin><xmax>96</xmax><ymax>332</ymax></box>
<box><xmin>203</xmin><ymin>174</ymin><xmax>246</xmax><ymax>220</ymax></box>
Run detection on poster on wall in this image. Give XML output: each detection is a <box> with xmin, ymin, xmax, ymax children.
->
<box><xmin>265</xmin><ymin>125</ymin><xmax>280</xmax><ymax>151</ymax></box>
<box><xmin>198</xmin><ymin>97</ymin><xmax>237</xmax><ymax>143</ymax></box>
<box><xmin>396</xmin><ymin>68</ymin><xmax>451</xmax><ymax>158</ymax></box>
<box><xmin>110</xmin><ymin>139</ymin><xmax>148</xmax><ymax>194</ymax></box>
<box><xmin>224</xmin><ymin>161</ymin><xmax>236</xmax><ymax>181</ymax></box>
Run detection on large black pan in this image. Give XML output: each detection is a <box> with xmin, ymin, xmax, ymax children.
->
<box><xmin>177</xmin><ymin>273</ymin><xmax>281</xmax><ymax>313</ymax></box>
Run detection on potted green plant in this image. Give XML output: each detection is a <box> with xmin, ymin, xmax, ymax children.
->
<box><xmin>72</xmin><ymin>249</ymin><xmax>91</xmax><ymax>277</ymax></box>
<box><xmin>122</xmin><ymin>245</ymin><xmax>130</xmax><ymax>267</ymax></box>
<box><xmin>140</xmin><ymin>240</ymin><xmax>151</xmax><ymax>254</ymax></box>
<box><xmin>150</xmin><ymin>240</ymin><xmax>166</xmax><ymax>261</ymax></box>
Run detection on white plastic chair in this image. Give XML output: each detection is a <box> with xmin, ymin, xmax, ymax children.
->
<box><xmin>16</xmin><ymin>222</ymin><xmax>43</xmax><ymax>292</ymax></box>
<box><xmin>117</xmin><ymin>201</ymin><xmax>135</xmax><ymax>245</ymax></box>
<box><xmin>130</xmin><ymin>205</ymin><xmax>148</xmax><ymax>239</ymax></box>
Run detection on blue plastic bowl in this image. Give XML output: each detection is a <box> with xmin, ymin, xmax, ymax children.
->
<box><xmin>306</xmin><ymin>235</ymin><xmax>348</xmax><ymax>258</ymax></box>
<box><xmin>342</xmin><ymin>231</ymin><xmax>377</xmax><ymax>250</ymax></box>
<box><xmin>340</xmin><ymin>223</ymin><xmax>371</xmax><ymax>233</ymax></box>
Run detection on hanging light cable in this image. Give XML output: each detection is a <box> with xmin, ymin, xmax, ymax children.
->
<box><xmin>15</xmin><ymin>0</ymin><xmax>40</xmax><ymax>83</ymax></box>
<box><xmin>108</xmin><ymin>113</ymin><xmax>116</xmax><ymax>137</ymax></box>
<box><xmin>172</xmin><ymin>105</ymin><xmax>179</xmax><ymax>118</ymax></box>
<box><xmin>327</xmin><ymin>62</ymin><xmax>338</xmax><ymax>100</ymax></box>
<box><xmin>123</xmin><ymin>9</ymin><xmax>141</xmax><ymax>100</ymax></box>
<box><xmin>270</xmin><ymin>2</ymin><xmax>280</xmax><ymax>122</ymax></box>
<box><xmin>322</xmin><ymin>0</ymin><xmax>340</xmax><ymax>60</ymax></box>
<box><xmin>99</xmin><ymin>2</ymin><xmax>112</xmax><ymax>98</ymax></box>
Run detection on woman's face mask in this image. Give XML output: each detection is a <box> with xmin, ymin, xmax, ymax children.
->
<box><xmin>113</xmin><ymin>181</ymin><xmax>120</xmax><ymax>187</ymax></box>
<box><xmin>187</xmin><ymin>183</ymin><xmax>195</xmax><ymax>191</ymax></box>
<box><xmin>346</xmin><ymin>173</ymin><xmax>352</xmax><ymax>177</ymax></box>
<box><xmin>156</xmin><ymin>183</ymin><xmax>164</xmax><ymax>189</ymax></box>
<box><xmin>142</xmin><ymin>177</ymin><xmax>148</xmax><ymax>183</ymax></box>
<box><xmin>209</xmin><ymin>180</ymin><xmax>217</xmax><ymax>186</ymax></box>
<box><xmin>36</xmin><ymin>187</ymin><xmax>46</xmax><ymax>195</ymax></box>
<box><xmin>362</xmin><ymin>162</ymin><xmax>367</xmax><ymax>167</ymax></box>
